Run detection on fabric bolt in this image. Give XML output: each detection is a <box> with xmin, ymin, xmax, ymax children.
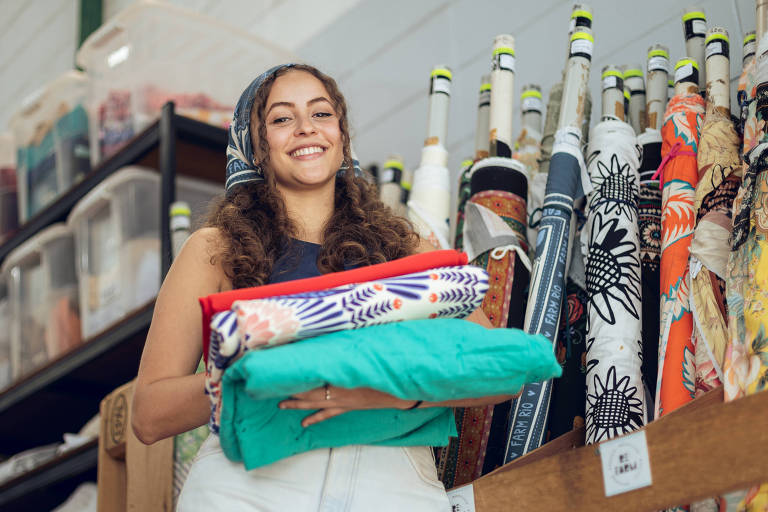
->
<box><xmin>582</xmin><ymin>120</ymin><xmax>645</xmax><ymax>444</ymax></box>
<box><xmin>199</xmin><ymin>249</ymin><xmax>468</xmax><ymax>363</ymax></box>
<box><xmin>738</xmin><ymin>57</ymin><xmax>755</xmax><ymax>142</ymax></box>
<box><xmin>504</xmin><ymin>126</ymin><xmax>590</xmax><ymax>463</ymax></box>
<box><xmin>219</xmin><ymin>319</ymin><xmax>561</xmax><ymax>469</ymax></box>
<box><xmin>690</xmin><ymin>111</ymin><xmax>742</xmax><ymax>395</ymax></box>
<box><xmin>408</xmin><ymin>148</ymin><xmax>452</xmax><ymax>249</ymax></box>
<box><xmin>655</xmin><ymin>91</ymin><xmax>705</xmax><ymax>418</ymax></box>
<box><xmin>454</xmin><ymin>160</ymin><xmax>474</xmax><ymax>251</ymax></box>
<box><xmin>205</xmin><ymin>265</ymin><xmax>489</xmax><ymax>432</ymax></box>
<box><xmin>637</xmin><ymin>129</ymin><xmax>663</xmax><ymax>403</ymax></box>
<box><xmin>177</xmin><ymin>436</ymin><xmax>451</xmax><ymax>512</ymax></box>
<box><xmin>546</xmin><ymin>280</ymin><xmax>588</xmax><ymax>440</ymax></box>
<box><xmin>224</xmin><ymin>64</ymin><xmax>361</xmax><ymax>194</ymax></box>
<box><xmin>516</xmin><ymin>121</ymin><xmax>542</xmax><ymax>248</ymax></box>
<box><xmin>438</xmin><ymin>159</ymin><xmax>530</xmax><ymax>488</ymax></box>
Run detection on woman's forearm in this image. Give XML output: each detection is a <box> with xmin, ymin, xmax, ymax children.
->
<box><xmin>132</xmin><ymin>372</ymin><xmax>210</xmax><ymax>445</ymax></box>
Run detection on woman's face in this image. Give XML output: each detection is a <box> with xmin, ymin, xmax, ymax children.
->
<box><xmin>263</xmin><ymin>70</ymin><xmax>344</xmax><ymax>191</ymax></box>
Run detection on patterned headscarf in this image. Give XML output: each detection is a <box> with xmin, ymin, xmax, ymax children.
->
<box><xmin>225</xmin><ymin>63</ymin><xmax>361</xmax><ymax>193</ymax></box>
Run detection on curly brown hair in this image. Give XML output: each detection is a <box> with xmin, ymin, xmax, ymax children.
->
<box><xmin>206</xmin><ymin>64</ymin><xmax>418</xmax><ymax>289</ymax></box>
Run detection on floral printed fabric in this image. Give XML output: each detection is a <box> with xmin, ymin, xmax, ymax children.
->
<box><xmin>690</xmin><ymin>112</ymin><xmax>742</xmax><ymax>396</ymax></box>
<box><xmin>206</xmin><ymin>266</ymin><xmax>489</xmax><ymax>433</ymax></box>
<box><xmin>583</xmin><ymin>120</ymin><xmax>646</xmax><ymax>443</ymax></box>
<box><xmin>656</xmin><ymin>92</ymin><xmax>705</xmax><ymax>418</ymax></box>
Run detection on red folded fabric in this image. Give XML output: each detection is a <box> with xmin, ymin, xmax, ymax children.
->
<box><xmin>199</xmin><ymin>249</ymin><xmax>468</xmax><ymax>362</ymax></box>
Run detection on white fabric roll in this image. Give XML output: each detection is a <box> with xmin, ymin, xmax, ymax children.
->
<box><xmin>583</xmin><ymin>120</ymin><xmax>646</xmax><ymax>444</ymax></box>
<box><xmin>408</xmin><ymin>145</ymin><xmax>451</xmax><ymax>248</ymax></box>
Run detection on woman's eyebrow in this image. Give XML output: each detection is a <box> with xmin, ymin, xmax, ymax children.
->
<box><xmin>265</xmin><ymin>97</ymin><xmax>331</xmax><ymax>116</ymax></box>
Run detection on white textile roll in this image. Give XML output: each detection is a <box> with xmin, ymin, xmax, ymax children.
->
<box><xmin>408</xmin><ymin>145</ymin><xmax>450</xmax><ymax>248</ymax></box>
<box><xmin>583</xmin><ymin>119</ymin><xmax>646</xmax><ymax>444</ymax></box>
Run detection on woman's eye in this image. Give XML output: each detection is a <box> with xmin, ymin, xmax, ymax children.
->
<box><xmin>313</xmin><ymin>111</ymin><xmax>333</xmax><ymax>118</ymax></box>
<box><xmin>272</xmin><ymin>116</ymin><xmax>290</xmax><ymax>124</ymax></box>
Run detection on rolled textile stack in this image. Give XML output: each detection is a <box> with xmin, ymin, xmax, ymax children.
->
<box><xmin>601</xmin><ymin>65</ymin><xmax>625</xmax><ymax>121</ymax></box>
<box><xmin>682</xmin><ymin>7</ymin><xmax>707</xmax><ymax>91</ymax></box>
<box><xmin>655</xmin><ymin>58</ymin><xmax>705</xmax><ymax>419</ymax></box>
<box><xmin>583</xmin><ymin>119</ymin><xmax>645</xmax><ymax>444</ymax></box>
<box><xmin>455</xmin><ymin>75</ymin><xmax>491</xmax><ymax>250</ymax></box>
<box><xmin>438</xmin><ymin>34</ymin><xmax>531</xmax><ymax>488</ymax></box>
<box><xmin>637</xmin><ymin>44</ymin><xmax>668</xmax><ymax>403</ymax></box>
<box><xmin>517</xmin><ymin>84</ymin><xmax>544</xmax><ymax>245</ymax></box>
<box><xmin>505</xmin><ymin>13</ymin><xmax>594</xmax><ymax>462</ymax></box>
<box><xmin>722</xmin><ymin>25</ymin><xmax>768</xmax><ymax>510</ymax></box>
<box><xmin>690</xmin><ymin>28</ymin><xmax>740</xmax><ymax>396</ymax></box>
<box><xmin>408</xmin><ymin>66</ymin><xmax>453</xmax><ymax>249</ymax></box>
<box><xmin>738</xmin><ymin>31</ymin><xmax>757</xmax><ymax>140</ymax></box>
<box><xmin>378</xmin><ymin>156</ymin><xmax>405</xmax><ymax>214</ymax></box>
<box><xmin>624</xmin><ymin>66</ymin><xmax>647</xmax><ymax>133</ymax></box>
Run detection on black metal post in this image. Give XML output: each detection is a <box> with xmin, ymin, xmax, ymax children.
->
<box><xmin>159</xmin><ymin>102</ymin><xmax>176</xmax><ymax>281</ymax></box>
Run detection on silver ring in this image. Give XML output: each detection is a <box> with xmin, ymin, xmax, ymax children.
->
<box><xmin>324</xmin><ymin>384</ymin><xmax>331</xmax><ymax>401</ymax></box>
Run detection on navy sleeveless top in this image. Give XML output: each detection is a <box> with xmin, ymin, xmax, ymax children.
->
<box><xmin>268</xmin><ymin>239</ymin><xmax>324</xmax><ymax>284</ymax></box>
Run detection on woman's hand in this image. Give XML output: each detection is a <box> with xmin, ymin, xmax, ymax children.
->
<box><xmin>279</xmin><ymin>386</ymin><xmax>416</xmax><ymax>428</ymax></box>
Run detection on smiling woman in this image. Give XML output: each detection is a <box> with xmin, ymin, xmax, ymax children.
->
<box><xmin>130</xmin><ymin>63</ymin><xmax>513</xmax><ymax>511</ymax></box>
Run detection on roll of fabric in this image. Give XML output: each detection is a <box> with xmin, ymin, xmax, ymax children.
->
<box><xmin>637</xmin><ymin>129</ymin><xmax>663</xmax><ymax>403</ymax></box>
<box><xmin>438</xmin><ymin>157</ymin><xmax>530</xmax><ymax>487</ymax></box>
<box><xmin>582</xmin><ymin>119</ymin><xmax>645</xmax><ymax>444</ymax></box>
<box><xmin>206</xmin><ymin>265</ymin><xmax>489</xmax><ymax>432</ymax></box>
<box><xmin>454</xmin><ymin>159</ymin><xmax>474</xmax><ymax>251</ymax></box>
<box><xmin>408</xmin><ymin>145</ymin><xmax>451</xmax><ymax>249</ymax></box>
<box><xmin>655</xmin><ymin>91</ymin><xmax>705</xmax><ymax>418</ymax></box>
<box><xmin>690</xmin><ymin>109</ymin><xmax>741</xmax><ymax>396</ymax></box>
<box><xmin>378</xmin><ymin>157</ymin><xmax>405</xmax><ymax>213</ymax></box>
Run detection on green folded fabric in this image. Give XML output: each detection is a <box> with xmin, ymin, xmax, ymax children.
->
<box><xmin>219</xmin><ymin>319</ymin><xmax>561</xmax><ymax>469</ymax></box>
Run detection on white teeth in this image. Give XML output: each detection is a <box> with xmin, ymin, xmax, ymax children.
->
<box><xmin>291</xmin><ymin>146</ymin><xmax>325</xmax><ymax>157</ymax></box>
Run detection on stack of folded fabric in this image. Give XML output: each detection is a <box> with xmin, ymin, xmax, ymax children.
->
<box><xmin>198</xmin><ymin>250</ymin><xmax>562</xmax><ymax>469</ymax></box>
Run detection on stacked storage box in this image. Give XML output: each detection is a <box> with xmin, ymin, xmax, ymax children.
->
<box><xmin>0</xmin><ymin>133</ymin><xmax>18</xmax><ymax>244</ymax></box>
<box><xmin>67</xmin><ymin>166</ymin><xmax>221</xmax><ymax>339</ymax></box>
<box><xmin>76</xmin><ymin>1</ymin><xmax>293</xmax><ymax>164</ymax></box>
<box><xmin>0</xmin><ymin>224</ymin><xmax>80</xmax><ymax>380</ymax></box>
<box><xmin>9</xmin><ymin>72</ymin><xmax>91</xmax><ymax>222</ymax></box>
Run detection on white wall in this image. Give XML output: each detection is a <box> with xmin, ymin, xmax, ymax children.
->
<box><xmin>0</xmin><ymin>0</ymin><xmax>758</xmax><ymax>180</ymax></box>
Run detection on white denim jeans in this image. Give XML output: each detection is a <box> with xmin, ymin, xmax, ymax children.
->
<box><xmin>176</xmin><ymin>435</ymin><xmax>451</xmax><ymax>512</ymax></box>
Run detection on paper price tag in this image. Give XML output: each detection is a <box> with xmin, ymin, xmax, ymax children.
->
<box><xmin>599</xmin><ymin>430</ymin><xmax>653</xmax><ymax>497</ymax></box>
<box><xmin>447</xmin><ymin>484</ymin><xmax>476</xmax><ymax>512</ymax></box>
<box><xmin>432</xmin><ymin>77</ymin><xmax>451</xmax><ymax>95</ymax></box>
<box><xmin>522</xmin><ymin>96</ymin><xmax>543</xmax><ymax>112</ymax></box>
<box><xmin>674</xmin><ymin>63</ymin><xmax>694</xmax><ymax>83</ymax></box>
<box><xmin>706</xmin><ymin>41</ymin><xmax>722</xmax><ymax>59</ymax></box>
<box><xmin>571</xmin><ymin>38</ymin><xmax>593</xmax><ymax>57</ymax></box>
<box><xmin>692</xmin><ymin>19</ymin><xmax>706</xmax><ymax>36</ymax></box>
<box><xmin>602</xmin><ymin>75</ymin><xmax>618</xmax><ymax>90</ymax></box>
<box><xmin>648</xmin><ymin>56</ymin><xmax>669</xmax><ymax>72</ymax></box>
<box><xmin>499</xmin><ymin>53</ymin><xmax>515</xmax><ymax>73</ymax></box>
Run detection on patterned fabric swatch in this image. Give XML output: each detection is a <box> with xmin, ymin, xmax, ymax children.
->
<box><xmin>454</xmin><ymin>161</ymin><xmax>474</xmax><ymax>251</ymax></box>
<box><xmin>637</xmin><ymin>129</ymin><xmax>663</xmax><ymax>403</ymax></box>
<box><xmin>438</xmin><ymin>161</ymin><xmax>529</xmax><ymax>488</ymax></box>
<box><xmin>583</xmin><ymin>120</ymin><xmax>646</xmax><ymax>443</ymax></box>
<box><xmin>206</xmin><ymin>266</ymin><xmax>489</xmax><ymax>432</ymax></box>
<box><xmin>690</xmin><ymin>112</ymin><xmax>742</xmax><ymax>395</ymax></box>
<box><xmin>656</xmin><ymin>92</ymin><xmax>705</xmax><ymax>418</ymax></box>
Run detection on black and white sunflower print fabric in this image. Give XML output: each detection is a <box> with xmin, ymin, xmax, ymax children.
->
<box><xmin>583</xmin><ymin>120</ymin><xmax>646</xmax><ymax>444</ymax></box>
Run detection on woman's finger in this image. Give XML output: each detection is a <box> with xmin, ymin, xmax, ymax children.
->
<box><xmin>279</xmin><ymin>398</ymin><xmax>330</xmax><ymax>410</ymax></box>
<box><xmin>301</xmin><ymin>407</ymin><xmax>347</xmax><ymax>428</ymax></box>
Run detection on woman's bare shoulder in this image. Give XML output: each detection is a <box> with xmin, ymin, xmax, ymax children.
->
<box><xmin>168</xmin><ymin>227</ymin><xmax>232</xmax><ymax>293</ymax></box>
<box><xmin>415</xmin><ymin>236</ymin><xmax>440</xmax><ymax>254</ymax></box>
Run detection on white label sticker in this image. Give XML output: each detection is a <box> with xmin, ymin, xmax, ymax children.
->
<box><xmin>432</xmin><ymin>77</ymin><xmax>451</xmax><ymax>95</ymax></box>
<box><xmin>648</xmin><ymin>56</ymin><xmax>669</xmax><ymax>72</ymax></box>
<box><xmin>706</xmin><ymin>41</ymin><xmax>722</xmax><ymax>59</ymax></box>
<box><xmin>674</xmin><ymin>63</ymin><xmax>694</xmax><ymax>83</ymax></box>
<box><xmin>379</xmin><ymin>168</ymin><xmax>394</xmax><ymax>184</ymax></box>
<box><xmin>692</xmin><ymin>19</ymin><xmax>706</xmax><ymax>36</ymax></box>
<box><xmin>599</xmin><ymin>430</ymin><xmax>653</xmax><ymax>497</ymax></box>
<box><xmin>602</xmin><ymin>75</ymin><xmax>618</xmax><ymax>90</ymax></box>
<box><xmin>499</xmin><ymin>53</ymin><xmax>515</xmax><ymax>72</ymax></box>
<box><xmin>522</xmin><ymin>96</ymin><xmax>543</xmax><ymax>112</ymax></box>
<box><xmin>745</xmin><ymin>41</ymin><xmax>757</xmax><ymax>57</ymax></box>
<box><xmin>447</xmin><ymin>484</ymin><xmax>476</xmax><ymax>512</ymax></box>
<box><xmin>571</xmin><ymin>38</ymin><xmax>593</xmax><ymax>57</ymax></box>
<box><xmin>569</xmin><ymin>18</ymin><xmax>576</xmax><ymax>32</ymax></box>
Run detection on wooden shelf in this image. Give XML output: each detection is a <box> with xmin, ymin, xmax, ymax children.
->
<box><xmin>460</xmin><ymin>388</ymin><xmax>768</xmax><ymax>511</ymax></box>
<box><xmin>0</xmin><ymin>439</ymin><xmax>98</xmax><ymax>512</ymax></box>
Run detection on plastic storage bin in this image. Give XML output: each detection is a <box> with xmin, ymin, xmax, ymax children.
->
<box><xmin>0</xmin><ymin>277</ymin><xmax>11</xmax><ymax>390</ymax></box>
<box><xmin>0</xmin><ymin>133</ymin><xmax>18</xmax><ymax>243</ymax></box>
<box><xmin>67</xmin><ymin>166</ymin><xmax>221</xmax><ymax>339</ymax></box>
<box><xmin>9</xmin><ymin>71</ymin><xmax>91</xmax><ymax>222</ymax></box>
<box><xmin>1</xmin><ymin>224</ymin><xmax>81</xmax><ymax>378</ymax></box>
<box><xmin>75</xmin><ymin>1</ymin><xmax>294</xmax><ymax>164</ymax></box>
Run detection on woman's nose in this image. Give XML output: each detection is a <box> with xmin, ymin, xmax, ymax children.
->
<box><xmin>294</xmin><ymin>114</ymin><xmax>317</xmax><ymax>136</ymax></box>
